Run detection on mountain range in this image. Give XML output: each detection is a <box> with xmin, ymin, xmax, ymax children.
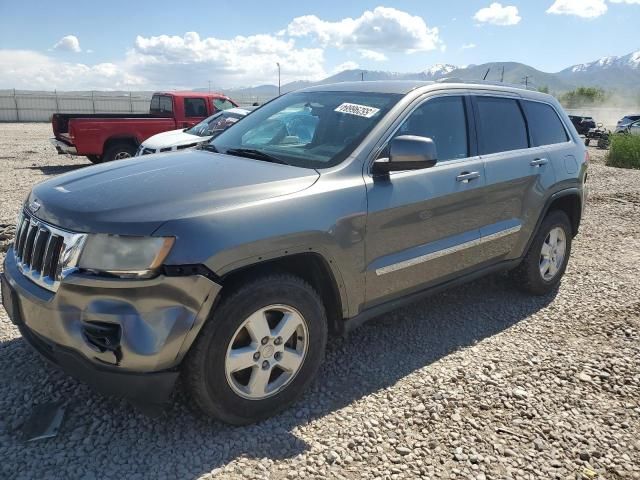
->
<box><xmin>221</xmin><ymin>50</ymin><xmax>640</xmax><ymax>99</ymax></box>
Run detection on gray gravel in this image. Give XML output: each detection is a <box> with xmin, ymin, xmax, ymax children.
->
<box><xmin>1</xmin><ymin>123</ymin><xmax>639</xmax><ymax>480</ymax></box>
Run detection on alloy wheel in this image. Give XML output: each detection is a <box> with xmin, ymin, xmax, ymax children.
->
<box><xmin>539</xmin><ymin>226</ymin><xmax>567</xmax><ymax>281</ymax></box>
<box><xmin>224</xmin><ymin>304</ymin><xmax>309</xmax><ymax>400</ymax></box>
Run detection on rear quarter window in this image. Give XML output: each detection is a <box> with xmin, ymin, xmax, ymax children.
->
<box><xmin>475</xmin><ymin>96</ymin><xmax>528</xmax><ymax>155</ymax></box>
<box><xmin>522</xmin><ymin>101</ymin><xmax>569</xmax><ymax>147</ymax></box>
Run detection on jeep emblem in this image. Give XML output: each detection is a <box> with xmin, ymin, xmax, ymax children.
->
<box><xmin>28</xmin><ymin>200</ymin><xmax>41</xmax><ymax>213</ymax></box>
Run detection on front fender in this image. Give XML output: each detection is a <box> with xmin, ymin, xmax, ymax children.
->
<box><xmin>154</xmin><ymin>174</ymin><xmax>369</xmax><ymax>318</ymax></box>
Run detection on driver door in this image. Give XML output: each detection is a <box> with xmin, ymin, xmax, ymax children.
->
<box><xmin>364</xmin><ymin>94</ymin><xmax>489</xmax><ymax>306</ymax></box>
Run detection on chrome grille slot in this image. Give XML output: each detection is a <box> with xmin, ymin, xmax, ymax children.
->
<box><xmin>13</xmin><ymin>211</ymin><xmax>87</xmax><ymax>292</ymax></box>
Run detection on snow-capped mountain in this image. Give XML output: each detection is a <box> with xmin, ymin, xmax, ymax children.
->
<box><xmin>568</xmin><ymin>50</ymin><xmax>640</xmax><ymax>73</ymax></box>
<box><xmin>423</xmin><ymin>64</ymin><xmax>458</xmax><ymax>79</ymax></box>
<box><xmin>221</xmin><ymin>50</ymin><xmax>640</xmax><ymax>98</ymax></box>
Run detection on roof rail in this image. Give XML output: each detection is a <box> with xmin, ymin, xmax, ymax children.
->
<box><xmin>436</xmin><ymin>77</ymin><xmax>532</xmax><ymax>90</ymax></box>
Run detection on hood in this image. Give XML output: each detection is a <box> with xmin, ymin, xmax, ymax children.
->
<box><xmin>29</xmin><ymin>150</ymin><xmax>319</xmax><ymax>235</ymax></box>
<box><xmin>141</xmin><ymin>129</ymin><xmax>206</xmax><ymax>149</ymax></box>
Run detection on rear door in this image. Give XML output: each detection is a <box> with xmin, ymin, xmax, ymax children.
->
<box><xmin>472</xmin><ymin>94</ymin><xmax>555</xmax><ymax>262</ymax></box>
<box><xmin>364</xmin><ymin>93</ymin><xmax>489</xmax><ymax>306</ymax></box>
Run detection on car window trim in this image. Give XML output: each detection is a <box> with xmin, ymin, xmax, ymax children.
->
<box><xmin>366</xmin><ymin>92</ymin><xmax>476</xmax><ymax>176</ymax></box>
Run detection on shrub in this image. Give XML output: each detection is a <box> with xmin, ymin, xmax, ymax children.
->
<box><xmin>606</xmin><ymin>134</ymin><xmax>640</xmax><ymax>169</ymax></box>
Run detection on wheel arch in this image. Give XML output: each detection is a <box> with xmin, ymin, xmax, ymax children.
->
<box><xmin>219</xmin><ymin>252</ymin><xmax>347</xmax><ymax>336</ymax></box>
<box><xmin>103</xmin><ymin>135</ymin><xmax>139</xmax><ymax>152</ymax></box>
<box><xmin>545</xmin><ymin>189</ymin><xmax>582</xmax><ymax>237</ymax></box>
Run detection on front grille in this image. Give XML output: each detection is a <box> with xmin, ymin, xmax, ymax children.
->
<box><xmin>13</xmin><ymin>211</ymin><xmax>87</xmax><ymax>292</ymax></box>
<box><xmin>141</xmin><ymin>147</ymin><xmax>155</xmax><ymax>155</ymax></box>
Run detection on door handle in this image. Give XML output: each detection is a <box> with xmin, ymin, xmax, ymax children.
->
<box><xmin>530</xmin><ymin>158</ymin><xmax>549</xmax><ymax>167</ymax></box>
<box><xmin>456</xmin><ymin>171</ymin><xmax>481</xmax><ymax>183</ymax></box>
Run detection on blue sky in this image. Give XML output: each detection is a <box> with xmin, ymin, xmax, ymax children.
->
<box><xmin>0</xmin><ymin>0</ymin><xmax>638</xmax><ymax>90</ymax></box>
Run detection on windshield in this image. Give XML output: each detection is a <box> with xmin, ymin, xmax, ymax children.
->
<box><xmin>209</xmin><ymin>91</ymin><xmax>401</xmax><ymax>169</ymax></box>
<box><xmin>187</xmin><ymin>110</ymin><xmax>246</xmax><ymax>137</ymax></box>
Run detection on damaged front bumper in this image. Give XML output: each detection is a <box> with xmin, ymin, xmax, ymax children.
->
<box><xmin>2</xmin><ymin>250</ymin><xmax>221</xmax><ymax>409</ymax></box>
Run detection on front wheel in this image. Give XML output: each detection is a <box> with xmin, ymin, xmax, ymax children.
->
<box><xmin>184</xmin><ymin>274</ymin><xmax>328</xmax><ymax>424</ymax></box>
<box><xmin>511</xmin><ymin>210</ymin><xmax>573</xmax><ymax>296</ymax></box>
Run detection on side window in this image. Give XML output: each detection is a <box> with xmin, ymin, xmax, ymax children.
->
<box><xmin>214</xmin><ymin>98</ymin><xmax>236</xmax><ymax>111</ymax></box>
<box><xmin>475</xmin><ymin>97</ymin><xmax>528</xmax><ymax>155</ymax></box>
<box><xmin>150</xmin><ymin>95</ymin><xmax>173</xmax><ymax>115</ymax></box>
<box><xmin>394</xmin><ymin>96</ymin><xmax>469</xmax><ymax>162</ymax></box>
<box><xmin>523</xmin><ymin>101</ymin><xmax>568</xmax><ymax>146</ymax></box>
<box><xmin>184</xmin><ymin>98</ymin><xmax>207</xmax><ymax>117</ymax></box>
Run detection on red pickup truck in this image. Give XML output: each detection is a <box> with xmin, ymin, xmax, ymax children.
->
<box><xmin>50</xmin><ymin>91</ymin><xmax>238</xmax><ymax>163</ymax></box>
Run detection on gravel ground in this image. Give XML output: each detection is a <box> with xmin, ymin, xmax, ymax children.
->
<box><xmin>0</xmin><ymin>123</ymin><xmax>639</xmax><ymax>480</ymax></box>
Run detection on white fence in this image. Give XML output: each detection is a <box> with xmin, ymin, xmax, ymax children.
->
<box><xmin>0</xmin><ymin>90</ymin><xmax>275</xmax><ymax>122</ymax></box>
<box><xmin>0</xmin><ymin>90</ymin><xmax>154</xmax><ymax>122</ymax></box>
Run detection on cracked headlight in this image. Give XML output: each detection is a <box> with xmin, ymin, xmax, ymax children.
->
<box><xmin>78</xmin><ymin>235</ymin><xmax>175</xmax><ymax>278</ymax></box>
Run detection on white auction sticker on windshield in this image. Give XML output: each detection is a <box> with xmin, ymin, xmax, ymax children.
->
<box><xmin>334</xmin><ymin>103</ymin><xmax>380</xmax><ymax>118</ymax></box>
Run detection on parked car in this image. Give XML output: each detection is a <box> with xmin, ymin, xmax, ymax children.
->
<box><xmin>2</xmin><ymin>81</ymin><xmax>587</xmax><ymax>425</ymax></box>
<box><xmin>614</xmin><ymin>114</ymin><xmax>640</xmax><ymax>133</ymax></box>
<box><xmin>569</xmin><ymin>115</ymin><xmax>596</xmax><ymax>136</ymax></box>
<box><xmin>50</xmin><ymin>92</ymin><xmax>238</xmax><ymax>163</ymax></box>
<box><xmin>136</xmin><ymin>107</ymin><xmax>251</xmax><ymax>156</ymax></box>
<box><xmin>617</xmin><ymin>119</ymin><xmax>640</xmax><ymax>136</ymax></box>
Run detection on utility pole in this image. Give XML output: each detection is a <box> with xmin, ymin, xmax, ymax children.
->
<box><xmin>482</xmin><ymin>68</ymin><xmax>490</xmax><ymax>80</ymax></box>
<box><xmin>522</xmin><ymin>75</ymin><xmax>531</xmax><ymax>89</ymax></box>
<box><xmin>500</xmin><ymin>66</ymin><xmax>505</xmax><ymax>83</ymax></box>
<box><xmin>361</xmin><ymin>71</ymin><xmax>364</xmax><ymax>81</ymax></box>
<box><xmin>276</xmin><ymin>62</ymin><xmax>281</xmax><ymax>96</ymax></box>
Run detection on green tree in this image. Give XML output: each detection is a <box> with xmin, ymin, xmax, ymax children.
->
<box><xmin>560</xmin><ymin>87</ymin><xmax>607</xmax><ymax>108</ymax></box>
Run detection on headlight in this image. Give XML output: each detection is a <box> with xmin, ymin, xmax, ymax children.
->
<box><xmin>78</xmin><ymin>235</ymin><xmax>175</xmax><ymax>278</ymax></box>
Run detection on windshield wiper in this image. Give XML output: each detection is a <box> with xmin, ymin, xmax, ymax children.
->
<box><xmin>225</xmin><ymin>148</ymin><xmax>289</xmax><ymax>165</ymax></box>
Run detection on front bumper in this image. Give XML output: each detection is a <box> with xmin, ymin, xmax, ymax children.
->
<box><xmin>2</xmin><ymin>250</ymin><xmax>221</xmax><ymax>406</ymax></box>
<box><xmin>49</xmin><ymin>137</ymin><xmax>77</xmax><ymax>155</ymax></box>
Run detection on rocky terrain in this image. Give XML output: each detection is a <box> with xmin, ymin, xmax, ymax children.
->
<box><xmin>0</xmin><ymin>123</ymin><xmax>638</xmax><ymax>479</ymax></box>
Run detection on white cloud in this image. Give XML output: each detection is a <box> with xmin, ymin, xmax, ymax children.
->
<box><xmin>474</xmin><ymin>3</ymin><xmax>522</xmax><ymax>25</ymax></box>
<box><xmin>0</xmin><ymin>50</ymin><xmax>144</xmax><ymax>90</ymax></box>
<box><xmin>332</xmin><ymin>61</ymin><xmax>360</xmax><ymax>73</ymax></box>
<box><xmin>609</xmin><ymin>0</ymin><xmax>640</xmax><ymax>3</ymax></box>
<box><xmin>546</xmin><ymin>0</ymin><xmax>608</xmax><ymax>18</ymax></box>
<box><xmin>286</xmin><ymin>6</ymin><xmax>442</xmax><ymax>53</ymax></box>
<box><xmin>461</xmin><ymin>43</ymin><xmax>477</xmax><ymax>49</ymax></box>
<box><xmin>359</xmin><ymin>49</ymin><xmax>388</xmax><ymax>61</ymax></box>
<box><xmin>128</xmin><ymin>31</ymin><xmax>326</xmax><ymax>88</ymax></box>
<box><xmin>0</xmin><ymin>8</ymin><xmax>446</xmax><ymax>90</ymax></box>
<box><xmin>53</xmin><ymin>35</ymin><xmax>81</xmax><ymax>53</ymax></box>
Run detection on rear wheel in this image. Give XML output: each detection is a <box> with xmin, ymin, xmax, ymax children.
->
<box><xmin>184</xmin><ymin>274</ymin><xmax>328</xmax><ymax>425</ymax></box>
<box><xmin>511</xmin><ymin>210</ymin><xmax>572</xmax><ymax>296</ymax></box>
<box><xmin>102</xmin><ymin>142</ymin><xmax>137</xmax><ymax>162</ymax></box>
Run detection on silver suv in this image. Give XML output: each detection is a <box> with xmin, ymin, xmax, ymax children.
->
<box><xmin>1</xmin><ymin>81</ymin><xmax>587</xmax><ymax>424</ymax></box>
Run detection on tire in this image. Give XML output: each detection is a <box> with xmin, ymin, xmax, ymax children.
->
<box><xmin>584</xmin><ymin>138</ymin><xmax>590</xmax><ymax>146</ymax></box>
<box><xmin>86</xmin><ymin>155</ymin><xmax>102</xmax><ymax>164</ymax></box>
<box><xmin>184</xmin><ymin>274</ymin><xmax>328</xmax><ymax>425</ymax></box>
<box><xmin>102</xmin><ymin>142</ymin><xmax>137</xmax><ymax>162</ymax></box>
<box><xmin>511</xmin><ymin>210</ymin><xmax>573</xmax><ymax>296</ymax></box>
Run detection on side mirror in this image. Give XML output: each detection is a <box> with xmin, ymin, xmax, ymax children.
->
<box><xmin>372</xmin><ymin>135</ymin><xmax>438</xmax><ymax>175</ymax></box>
